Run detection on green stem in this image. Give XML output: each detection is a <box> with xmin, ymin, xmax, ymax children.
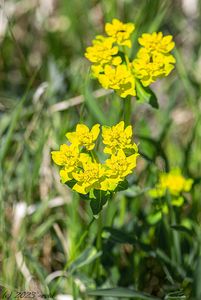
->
<box><xmin>167</xmin><ymin>193</ymin><xmax>181</xmax><ymax>265</ymax></box>
<box><xmin>72</xmin><ymin>279</ymin><xmax>77</xmax><ymax>300</ymax></box>
<box><xmin>171</xmin><ymin>207</ymin><xmax>181</xmax><ymax>264</ymax></box>
<box><xmin>123</xmin><ymin>96</ymin><xmax>132</xmax><ymax>126</ymax></box>
<box><xmin>73</xmin><ymin>217</ymin><xmax>95</xmax><ymax>258</ymax></box>
<box><xmin>95</xmin><ymin>212</ymin><xmax>103</xmax><ymax>280</ymax></box>
<box><xmin>97</xmin><ymin>212</ymin><xmax>102</xmax><ymax>250</ymax></box>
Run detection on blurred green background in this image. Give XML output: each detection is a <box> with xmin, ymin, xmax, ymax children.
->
<box><xmin>0</xmin><ymin>0</ymin><xmax>201</xmax><ymax>299</ymax></box>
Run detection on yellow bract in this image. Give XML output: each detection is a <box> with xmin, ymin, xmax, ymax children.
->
<box><xmin>133</xmin><ymin>32</ymin><xmax>176</xmax><ymax>86</ymax></box>
<box><xmin>102</xmin><ymin>121</ymin><xmax>138</xmax><ymax>154</ymax></box>
<box><xmin>105</xmin><ymin>150</ymin><xmax>139</xmax><ymax>180</ymax></box>
<box><xmin>138</xmin><ymin>32</ymin><xmax>175</xmax><ymax>54</ymax></box>
<box><xmin>149</xmin><ymin>169</ymin><xmax>193</xmax><ymax>206</ymax></box>
<box><xmin>66</xmin><ymin>124</ymin><xmax>100</xmax><ymax>150</ymax></box>
<box><xmin>52</xmin><ymin>122</ymin><xmax>139</xmax><ymax>195</ymax></box>
<box><xmin>133</xmin><ymin>48</ymin><xmax>176</xmax><ymax>86</ymax></box>
<box><xmin>105</xmin><ymin>18</ymin><xmax>135</xmax><ymax>48</ymax></box>
<box><xmin>84</xmin><ymin>19</ymin><xmax>175</xmax><ymax>97</ymax></box>
<box><xmin>85</xmin><ymin>36</ymin><xmax>121</xmax><ymax>67</ymax></box>
<box><xmin>72</xmin><ymin>161</ymin><xmax>105</xmax><ymax>194</ymax></box>
<box><xmin>98</xmin><ymin>65</ymin><xmax>136</xmax><ymax>98</ymax></box>
<box><xmin>51</xmin><ymin>144</ymin><xmax>79</xmax><ymax>183</ymax></box>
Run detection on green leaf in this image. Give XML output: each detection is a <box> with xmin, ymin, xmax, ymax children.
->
<box><xmin>65</xmin><ymin>179</ymin><xmax>77</xmax><ymax>189</ymax></box>
<box><xmin>170</xmin><ymin>225</ymin><xmax>194</xmax><ymax>236</ymax></box>
<box><xmin>164</xmin><ymin>291</ymin><xmax>187</xmax><ymax>300</ymax></box>
<box><xmin>136</xmin><ymin>81</ymin><xmax>159</xmax><ymax>109</ymax></box>
<box><xmin>103</xmin><ymin>227</ymin><xmax>137</xmax><ymax>244</ymax></box>
<box><xmin>147</xmin><ymin>211</ymin><xmax>162</xmax><ymax>224</ymax></box>
<box><xmin>122</xmin><ymin>185</ymin><xmax>150</xmax><ymax>197</ymax></box>
<box><xmin>90</xmin><ymin>190</ymin><xmax>110</xmax><ymax>216</ymax></box>
<box><xmin>156</xmin><ymin>249</ymin><xmax>186</xmax><ymax>278</ymax></box>
<box><xmin>115</xmin><ymin>179</ymin><xmax>128</xmax><ymax>192</ymax></box>
<box><xmin>84</xmin><ymin>72</ymin><xmax>107</xmax><ymax>124</ymax></box>
<box><xmin>103</xmin><ymin>227</ymin><xmax>151</xmax><ymax>252</ymax></box>
<box><xmin>193</xmin><ymin>256</ymin><xmax>201</xmax><ymax>299</ymax></box>
<box><xmin>87</xmin><ymin>287</ymin><xmax>160</xmax><ymax>299</ymax></box>
<box><xmin>69</xmin><ymin>247</ymin><xmax>102</xmax><ymax>274</ymax></box>
<box><xmin>32</xmin><ymin>215</ymin><xmax>60</xmax><ymax>239</ymax></box>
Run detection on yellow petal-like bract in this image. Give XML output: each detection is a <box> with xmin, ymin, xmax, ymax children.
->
<box><xmin>105</xmin><ymin>18</ymin><xmax>135</xmax><ymax>48</ymax></box>
<box><xmin>133</xmin><ymin>32</ymin><xmax>176</xmax><ymax>86</ymax></box>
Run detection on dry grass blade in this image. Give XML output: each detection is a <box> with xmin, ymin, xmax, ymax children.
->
<box><xmin>49</xmin><ymin>88</ymin><xmax>113</xmax><ymax>113</ymax></box>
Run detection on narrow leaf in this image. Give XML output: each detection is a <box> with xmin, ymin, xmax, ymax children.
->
<box><xmin>84</xmin><ymin>72</ymin><xmax>107</xmax><ymax>124</ymax></box>
<box><xmin>170</xmin><ymin>225</ymin><xmax>194</xmax><ymax>236</ymax></box>
<box><xmin>69</xmin><ymin>247</ymin><xmax>102</xmax><ymax>274</ymax></box>
<box><xmin>136</xmin><ymin>81</ymin><xmax>159</xmax><ymax>109</ymax></box>
<box><xmin>87</xmin><ymin>287</ymin><xmax>160</xmax><ymax>299</ymax></box>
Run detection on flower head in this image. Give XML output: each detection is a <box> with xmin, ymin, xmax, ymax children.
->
<box><xmin>52</xmin><ymin>122</ymin><xmax>139</xmax><ymax>196</ymax></box>
<box><xmin>51</xmin><ymin>144</ymin><xmax>79</xmax><ymax>183</ymax></box>
<box><xmin>102</xmin><ymin>121</ymin><xmax>138</xmax><ymax>154</ymax></box>
<box><xmin>85</xmin><ymin>35</ymin><xmax>121</xmax><ymax>67</ymax></box>
<box><xmin>72</xmin><ymin>160</ymin><xmax>105</xmax><ymax>194</ymax></box>
<box><xmin>98</xmin><ymin>64</ymin><xmax>136</xmax><ymax>98</ymax></box>
<box><xmin>138</xmin><ymin>32</ymin><xmax>175</xmax><ymax>54</ymax></box>
<box><xmin>66</xmin><ymin>124</ymin><xmax>100</xmax><ymax>150</ymax></box>
<box><xmin>85</xmin><ymin>20</ymin><xmax>176</xmax><ymax>98</ymax></box>
<box><xmin>133</xmin><ymin>48</ymin><xmax>176</xmax><ymax>86</ymax></box>
<box><xmin>105</xmin><ymin>18</ymin><xmax>135</xmax><ymax>48</ymax></box>
<box><xmin>149</xmin><ymin>169</ymin><xmax>193</xmax><ymax>206</ymax></box>
<box><xmin>105</xmin><ymin>149</ymin><xmax>139</xmax><ymax>180</ymax></box>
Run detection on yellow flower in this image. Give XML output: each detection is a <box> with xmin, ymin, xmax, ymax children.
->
<box><xmin>133</xmin><ymin>48</ymin><xmax>176</xmax><ymax>86</ymax></box>
<box><xmin>98</xmin><ymin>64</ymin><xmax>136</xmax><ymax>98</ymax></box>
<box><xmin>85</xmin><ymin>35</ymin><xmax>121</xmax><ymax>67</ymax></box>
<box><xmin>66</xmin><ymin>124</ymin><xmax>100</xmax><ymax>150</ymax></box>
<box><xmin>52</xmin><ymin>122</ymin><xmax>140</xmax><ymax>196</ymax></box>
<box><xmin>105</xmin><ymin>18</ymin><xmax>135</xmax><ymax>48</ymax></box>
<box><xmin>138</xmin><ymin>32</ymin><xmax>175</xmax><ymax>54</ymax></box>
<box><xmin>105</xmin><ymin>149</ymin><xmax>139</xmax><ymax>180</ymax></box>
<box><xmin>72</xmin><ymin>161</ymin><xmax>105</xmax><ymax>194</ymax></box>
<box><xmin>102</xmin><ymin>121</ymin><xmax>138</xmax><ymax>154</ymax></box>
<box><xmin>51</xmin><ymin>144</ymin><xmax>79</xmax><ymax>183</ymax></box>
<box><xmin>159</xmin><ymin>169</ymin><xmax>193</xmax><ymax>196</ymax></box>
<box><xmin>149</xmin><ymin>169</ymin><xmax>193</xmax><ymax>206</ymax></box>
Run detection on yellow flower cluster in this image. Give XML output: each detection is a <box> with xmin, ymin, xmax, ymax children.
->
<box><xmin>52</xmin><ymin>121</ymin><xmax>139</xmax><ymax>195</ymax></box>
<box><xmin>149</xmin><ymin>169</ymin><xmax>193</xmax><ymax>206</ymax></box>
<box><xmin>133</xmin><ymin>32</ymin><xmax>176</xmax><ymax>86</ymax></box>
<box><xmin>85</xmin><ymin>19</ymin><xmax>175</xmax><ymax>98</ymax></box>
<box><xmin>85</xmin><ymin>19</ymin><xmax>135</xmax><ymax>98</ymax></box>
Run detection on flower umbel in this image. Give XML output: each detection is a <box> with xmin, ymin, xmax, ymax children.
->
<box><xmin>52</xmin><ymin>121</ymin><xmax>139</xmax><ymax>195</ymax></box>
<box><xmin>85</xmin><ymin>19</ymin><xmax>175</xmax><ymax>98</ymax></box>
<box><xmin>98</xmin><ymin>65</ymin><xmax>136</xmax><ymax>98</ymax></box>
<box><xmin>149</xmin><ymin>168</ymin><xmax>193</xmax><ymax>206</ymax></box>
<box><xmin>102</xmin><ymin>121</ymin><xmax>138</xmax><ymax>154</ymax></box>
<box><xmin>105</xmin><ymin>149</ymin><xmax>139</xmax><ymax>180</ymax></box>
<box><xmin>105</xmin><ymin>18</ymin><xmax>135</xmax><ymax>48</ymax></box>
<box><xmin>138</xmin><ymin>32</ymin><xmax>175</xmax><ymax>54</ymax></box>
<box><xmin>133</xmin><ymin>48</ymin><xmax>176</xmax><ymax>86</ymax></box>
<box><xmin>85</xmin><ymin>36</ymin><xmax>121</xmax><ymax>70</ymax></box>
<box><xmin>66</xmin><ymin>124</ymin><xmax>100</xmax><ymax>151</ymax></box>
<box><xmin>72</xmin><ymin>160</ymin><xmax>105</xmax><ymax>194</ymax></box>
<box><xmin>133</xmin><ymin>32</ymin><xmax>175</xmax><ymax>86</ymax></box>
<box><xmin>51</xmin><ymin>144</ymin><xmax>79</xmax><ymax>183</ymax></box>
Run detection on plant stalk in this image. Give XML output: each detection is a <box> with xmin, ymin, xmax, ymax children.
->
<box><xmin>123</xmin><ymin>96</ymin><xmax>132</xmax><ymax>126</ymax></box>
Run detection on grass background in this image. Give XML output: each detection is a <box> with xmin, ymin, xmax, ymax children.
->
<box><xmin>0</xmin><ymin>0</ymin><xmax>201</xmax><ymax>299</ymax></box>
